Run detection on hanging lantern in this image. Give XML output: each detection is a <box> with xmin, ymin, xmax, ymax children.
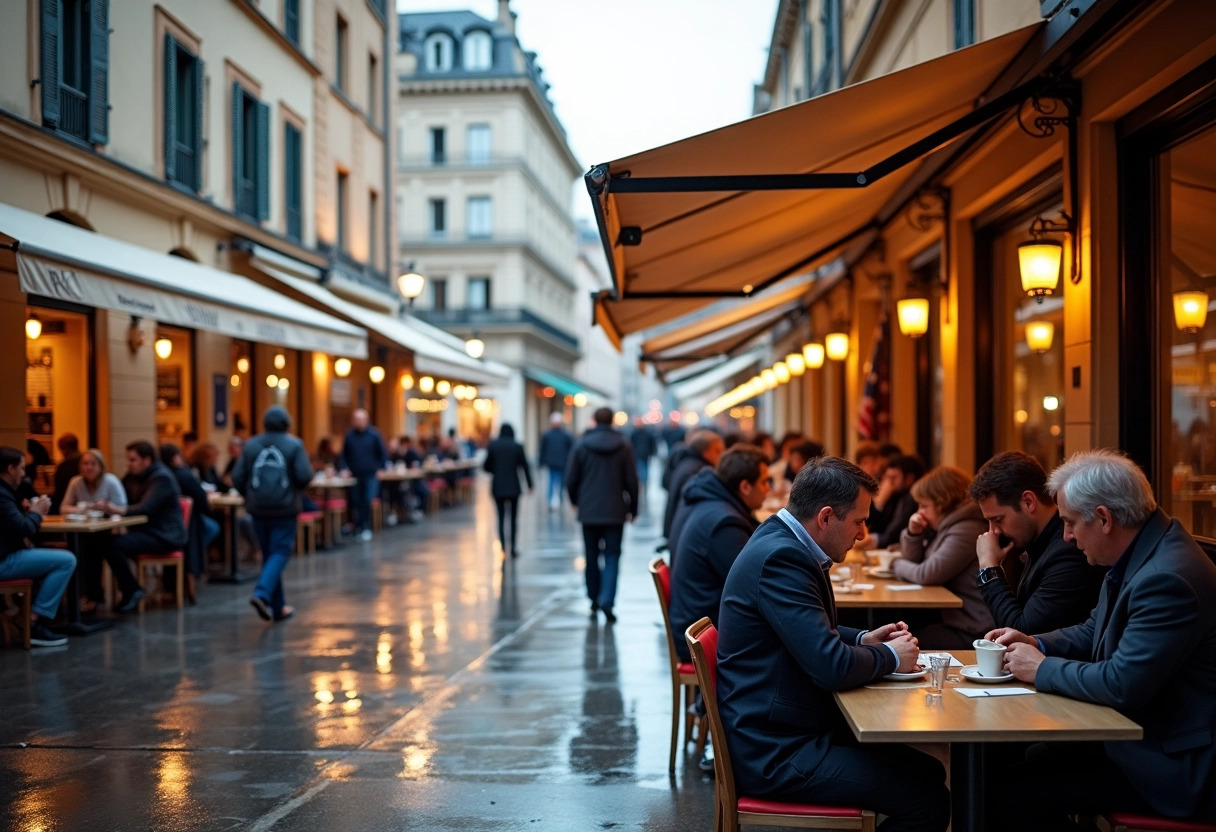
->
<box><xmin>785</xmin><ymin>353</ymin><xmax>806</xmax><ymax>376</ymax></box>
<box><xmin>334</xmin><ymin>358</ymin><xmax>352</xmax><ymax>378</ymax></box>
<box><xmin>1025</xmin><ymin>321</ymin><xmax>1055</xmax><ymax>353</ymax></box>
<box><xmin>802</xmin><ymin>342</ymin><xmax>825</xmax><ymax>369</ymax></box>
<box><xmin>825</xmin><ymin>332</ymin><xmax>849</xmax><ymax>361</ymax></box>
<box><xmin>1173</xmin><ymin>290</ymin><xmax>1209</xmax><ymax>334</ymax></box>
<box><xmin>896</xmin><ymin>297</ymin><xmax>930</xmax><ymax>338</ymax></box>
<box><xmin>369</xmin><ymin>365</ymin><xmax>386</xmax><ymax>384</ymax></box>
<box><xmin>1018</xmin><ymin>239</ymin><xmax>1063</xmax><ymax>302</ymax></box>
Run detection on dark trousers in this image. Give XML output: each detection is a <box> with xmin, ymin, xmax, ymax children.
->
<box><xmin>252</xmin><ymin>515</ymin><xmax>297</xmax><ymax>617</ymax></box>
<box><xmin>786</xmin><ymin>739</ymin><xmax>950</xmax><ymax>832</ymax></box>
<box><xmin>494</xmin><ymin>497</ymin><xmax>519</xmax><ymax>551</ymax></box>
<box><xmin>582</xmin><ymin>524</ymin><xmax>623</xmax><ymax>611</ymax></box>
<box><xmin>352</xmin><ymin>475</ymin><xmax>380</xmax><ymax>532</ymax></box>
<box><xmin>111</xmin><ymin>530</ymin><xmax>175</xmax><ymax>599</ymax></box>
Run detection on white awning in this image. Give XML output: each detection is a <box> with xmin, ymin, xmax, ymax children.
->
<box><xmin>1</xmin><ymin>202</ymin><xmax>367</xmax><ymax>358</ymax></box>
<box><xmin>669</xmin><ymin>351</ymin><xmax>764</xmax><ymax>403</ymax></box>
<box><xmin>253</xmin><ymin>258</ymin><xmax>512</xmax><ymax>387</ymax></box>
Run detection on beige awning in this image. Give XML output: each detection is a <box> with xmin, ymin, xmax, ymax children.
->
<box><xmin>586</xmin><ymin>24</ymin><xmax>1042</xmax><ymax>346</ymax></box>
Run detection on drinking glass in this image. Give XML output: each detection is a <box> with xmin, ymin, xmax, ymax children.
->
<box><xmin>837</xmin><ymin>565</ymin><xmax>853</xmax><ymax>593</ymax></box>
<box><xmin>927</xmin><ymin>654</ymin><xmax>950</xmax><ymax>697</ymax></box>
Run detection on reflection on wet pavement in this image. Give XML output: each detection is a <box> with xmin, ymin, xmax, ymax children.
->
<box><xmin>0</xmin><ymin>477</ymin><xmax>715</xmax><ymax>830</ymax></box>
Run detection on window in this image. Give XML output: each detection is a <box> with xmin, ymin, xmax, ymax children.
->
<box><xmin>466</xmin><ymin>196</ymin><xmax>492</xmax><ymax>238</ymax></box>
<box><xmin>467</xmin><ymin>277</ymin><xmax>490</xmax><ymax>310</ymax></box>
<box><xmin>284</xmin><ymin>0</ymin><xmax>299</xmax><ymax>44</ymax></box>
<box><xmin>284</xmin><ymin>122</ymin><xmax>302</xmax><ymax>241</ymax></box>
<box><xmin>463</xmin><ymin>30</ymin><xmax>493</xmax><ymax>71</ymax></box>
<box><xmin>367</xmin><ymin>53</ymin><xmax>378</xmax><ymax>122</ymax></box>
<box><xmin>428</xmin><ymin>198</ymin><xmax>446</xmax><ymax>238</ymax></box>
<box><xmin>429</xmin><ymin>127</ymin><xmax>446</xmax><ymax>164</ymax></box>
<box><xmin>467</xmin><ymin>124</ymin><xmax>491</xmax><ymax>163</ymax></box>
<box><xmin>430</xmin><ymin>278</ymin><xmax>448</xmax><ymax>311</ymax></box>
<box><xmin>817</xmin><ymin>0</ymin><xmax>841</xmax><ymax>95</ymax></box>
<box><xmin>337</xmin><ymin>171</ymin><xmax>349</xmax><ymax>252</ymax></box>
<box><xmin>164</xmin><ymin>35</ymin><xmax>204</xmax><ymax>191</ymax></box>
<box><xmin>368</xmin><ymin>190</ymin><xmax>378</xmax><ymax>265</ymax></box>
<box><xmin>41</xmin><ymin>0</ymin><xmax>110</xmax><ymax>143</ymax></box>
<box><xmin>953</xmin><ymin>0</ymin><xmax>976</xmax><ymax>49</ymax></box>
<box><xmin>232</xmin><ymin>84</ymin><xmax>269</xmax><ymax>221</ymax></box>
<box><xmin>424</xmin><ymin>33</ymin><xmax>454</xmax><ymax>71</ymax></box>
<box><xmin>335</xmin><ymin>15</ymin><xmax>348</xmax><ymax>91</ymax></box>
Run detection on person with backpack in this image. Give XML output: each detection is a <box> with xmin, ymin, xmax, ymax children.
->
<box><xmin>232</xmin><ymin>405</ymin><xmax>314</xmax><ymax>623</ymax></box>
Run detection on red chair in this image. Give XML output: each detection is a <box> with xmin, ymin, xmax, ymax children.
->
<box><xmin>684</xmin><ymin>617</ymin><xmax>875</xmax><ymax>832</ymax></box>
<box><xmin>322</xmin><ymin>498</ymin><xmax>348</xmax><ymax>545</ymax></box>
<box><xmin>296</xmin><ymin>510</ymin><xmax>323</xmax><ymax>555</ymax></box>
<box><xmin>132</xmin><ymin>497</ymin><xmax>192</xmax><ymax>612</ymax></box>
<box><xmin>1099</xmin><ymin>814</ymin><xmax>1216</xmax><ymax>832</ymax></box>
<box><xmin>0</xmin><ymin>579</ymin><xmax>33</xmax><ymax>649</ymax></box>
<box><xmin>648</xmin><ymin>556</ymin><xmax>706</xmax><ymax>771</ymax></box>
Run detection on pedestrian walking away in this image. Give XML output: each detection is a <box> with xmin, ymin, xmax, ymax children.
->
<box><xmin>339</xmin><ymin>409</ymin><xmax>388</xmax><ymax>541</ymax></box>
<box><xmin>565</xmin><ymin>407</ymin><xmax>638</xmax><ymax>623</ymax></box>
<box><xmin>483</xmin><ymin>423</ymin><xmax>533</xmax><ymax>556</ymax></box>
<box><xmin>232</xmin><ymin>406</ymin><xmax>315</xmax><ymax>623</ymax></box>
<box><xmin>538</xmin><ymin>412</ymin><xmax>573</xmax><ymax>509</ymax></box>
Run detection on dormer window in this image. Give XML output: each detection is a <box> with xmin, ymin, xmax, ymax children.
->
<box><xmin>424</xmin><ymin>33</ymin><xmax>454</xmax><ymax>71</ymax></box>
<box><xmin>463</xmin><ymin>30</ymin><xmax>492</xmax><ymax>71</ymax></box>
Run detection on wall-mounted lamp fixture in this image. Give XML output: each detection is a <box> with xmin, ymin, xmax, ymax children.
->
<box><xmin>400</xmin><ymin>373</ymin><xmax>415</xmax><ymax>391</ymax></box>
<box><xmin>397</xmin><ymin>261</ymin><xmax>426</xmax><ymax>306</ymax></box>
<box><xmin>418</xmin><ymin>375</ymin><xmax>435</xmax><ymax>394</ymax></box>
<box><xmin>25</xmin><ymin>313</ymin><xmax>42</xmax><ymax>340</ymax></box>
<box><xmin>802</xmin><ymin>342</ymin><xmax>825</xmax><ymax>370</ymax></box>
<box><xmin>1025</xmin><ymin>321</ymin><xmax>1055</xmax><ymax>353</ymax></box>
<box><xmin>1173</xmin><ymin>290</ymin><xmax>1209</xmax><ymax>334</ymax></box>
<box><xmin>334</xmin><ymin>357</ymin><xmax>352</xmax><ymax>378</ymax></box>
<box><xmin>277</xmin><ymin>377</ymin><xmax>290</xmax><ymax>391</ymax></box>
<box><xmin>825</xmin><ymin>331</ymin><xmax>850</xmax><ymax>361</ymax></box>
<box><xmin>464</xmin><ymin>333</ymin><xmax>485</xmax><ymax>359</ymax></box>
<box><xmin>785</xmin><ymin>353</ymin><xmax>806</xmax><ymax>376</ymax></box>
<box><xmin>154</xmin><ymin>337</ymin><xmax>173</xmax><ymax>360</ymax></box>
<box><xmin>127</xmin><ymin>316</ymin><xmax>145</xmax><ymax>353</ymax></box>
<box><xmin>1042</xmin><ymin>395</ymin><xmax>1060</xmax><ymax>412</ymax></box>
<box><xmin>1018</xmin><ymin>215</ymin><xmax>1072</xmax><ymax>302</ymax></box>
<box><xmin>266</xmin><ymin>373</ymin><xmax>280</xmax><ymax>388</ymax></box>
<box><xmin>369</xmin><ymin>365</ymin><xmax>386</xmax><ymax>384</ymax></box>
<box><xmin>760</xmin><ymin>369</ymin><xmax>777</xmax><ymax>390</ymax></box>
<box><xmin>273</xmin><ymin>353</ymin><xmax>287</xmax><ymax>370</ymax></box>
<box><xmin>896</xmin><ymin>297</ymin><xmax>930</xmax><ymax>339</ymax></box>
<box><xmin>436</xmin><ymin>379</ymin><xmax>452</xmax><ymax>396</ymax></box>
<box><xmin>236</xmin><ymin>356</ymin><xmax>250</xmax><ymax>374</ymax></box>
<box><xmin>773</xmin><ymin>361</ymin><xmax>790</xmax><ymax>384</ymax></box>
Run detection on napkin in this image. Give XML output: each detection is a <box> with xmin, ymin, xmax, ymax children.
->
<box><xmin>888</xmin><ymin>584</ymin><xmax>923</xmax><ymax>591</ymax></box>
<box><xmin>954</xmin><ymin>687</ymin><xmax>1035</xmax><ymax>698</ymax></box>
<box><xmin>919</xmin><ymin>651</ymin><xmax>963</xmax><ymax>667</ymax></box>
<box><xmin>850</xmin><ymin>583</ymin><xmax>875</xmax><ymax>590</ymax></box>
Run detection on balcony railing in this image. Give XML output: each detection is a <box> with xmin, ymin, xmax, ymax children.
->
<box><xmin>58</xmin><ymin>84</ymin><xmax>88</xmax><ymax>142</ymax></box>
<box><xmin>414</xmin><ymin>306</ymin><xmax>579</xmax><ymax>351</ymax></box>
<box><xmin>173</xmin><ymin>143</ymin><xmax>197</xmax><ymax>190</ymax></box>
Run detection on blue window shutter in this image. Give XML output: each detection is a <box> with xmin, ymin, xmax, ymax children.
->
<box><xmin>193</xmin><ymin>56</ymin><xmax>205</xmax><ymax>191</ymax></box>
<box><xmin>256</xmin><ymin>100</ymin><xmax>270</xmax><ymax>221</ymax></box>
<box><xmin>231</xmin><ymin>83</ymin><xmax>243</xmax><ymax>212</ymax></box>
<box><xmin>163</xmin><ymin>33</ymin><xmax>178</xmax><ymax>182</ymax></box>
<box><xmin>285</xmin><ymin>123</ymin><xmax>301</xmax><ymax>240</ymax></box>
<box><xmin>40</xmin><ymin>0</ymin><xmax>61</xmax><ymax>128</ymax></box>
<box><xmin>88</xmin><ymin>0</ymin><xmax>109</xmax><ymax>143</ymax></box>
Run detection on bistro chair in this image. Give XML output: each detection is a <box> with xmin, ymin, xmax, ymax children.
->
<box><xmin>131</xmin><ymin>497</ymin><xmax>192</xmax><ymax>612</ymax></box>
<box><xmin>685</xmin><ymin>617</ymin><xmax>875</xmax><ymax>832</ymax></box>
<box><xmin>1098</xmin><ymin>814</ymin><xmax>1216</xmax><ymax>832</ymax></box>
<box><xmin>295</xmin><ymin>510</ymin><xmax>323</xmax><ymax>555</ymax></box>
<box><xmin>648</xmin><ymin>556</ymin><xmax>707</xmax><ymax>771</ymax></box>
<box><xmin>322</xmin><ymin>496</ymin><xmax>347</xmax><ymax>545</ymax></box>
<box><xmin>371</xmin><ymin>497</ymin><xmax>383</xmax><ymax>532</ymax></box>
<box><xmin>0</xmin><ymin>579</ymin><xmax>33</xmax><ymax>649</ymax></box>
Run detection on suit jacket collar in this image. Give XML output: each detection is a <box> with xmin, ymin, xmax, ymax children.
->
<box><xmin>1092</xmin><ymin>507</ymin><xmax>1171</xmax><ymax>657</ymax></box>
<box><xmin>768</xmin><ymin>513</ymin><xmax>837</xmax><ymax>623</ymax></box>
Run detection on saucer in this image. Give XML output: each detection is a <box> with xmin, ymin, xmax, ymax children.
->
<box><xmin>865</xmin><ymin>566</ymin><xmax>896</xmax><ymax>579</ymax></box>
<box><xmin>960</xmin><ymin>665</ymin><xmax>1014</xmax><ymax>684</ymax></box>
<box><xmin>65</xmin><ymin>513</ymin><xmax>87</xmax><ymax>522</ymax></box>
<box><xmin>829</xmin><ymin>573</ymin><xmax>842</xmax><ymax>582</ymax></box>
<box><xmin>883</xmin><ymin>667</ymin><xmax>927</xmax><ymax>681</ymax></box>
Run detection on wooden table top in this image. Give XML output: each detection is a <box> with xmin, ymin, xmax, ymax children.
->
<box><xmin>310</xmin><ymin>476</ymin><xmax>357</xmax><ymax>488</ymax></box>
<box><xmin>833</xmin><ymin>571</ymin><xmax>964</xmax><ymax>609</ymax></box>
<box><xmin>834</xmin><ymin>651</ymin><xmax>1143</xmax><ymax>744</ymax></box>
<box><xmin>207</xmin><ymin>493</ymin><xmax>245</xmax><ymax>507</ymax></box>
<box><xmin>42</xmin><ymin>515</ymin><xmax>148</xmax><ymax>533</ymax></box>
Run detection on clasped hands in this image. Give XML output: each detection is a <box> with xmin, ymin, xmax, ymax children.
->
<box><xmin>862</xmin><ymin>621</ymin><xmax>921</xmax><ymax>672</ymax></box>
<box><xmin>985</xmin><ymin>627</ymin><xmax>1044</xmax><ymax>682</ymax></box>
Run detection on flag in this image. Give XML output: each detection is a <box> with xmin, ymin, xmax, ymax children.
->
<box><xmin>857</xmin><ymin>317</ymin><xmax>890</xmax><ymax>441</ymax></box>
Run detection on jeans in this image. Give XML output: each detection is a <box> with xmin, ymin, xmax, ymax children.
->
<box><xmin>252</xmin><ymin>515</ymin><xmax>297</xmax><ymax>617</ymax></box>
<box><xmin>352</xmin><ymin>476</ymin><xmax>380</xmax><ymax>532</ymax></box>
<box><xmin>494</xmin><ymin>497</ymin><xmax>519</xmax><ymax>551</ymax></box>
<box><xmin>0</xmin><ymin>548</ymin><xmax>77</xmax><ymax>619</ymax></box>
<box><xmin>546</xmin><ymin>467</ymin><xmax>564</xmax><ymax>505</ymax></box>
<box><xmin>202</xmin><ymin>515</ymin><xmax>221</xmax><ymax>550</ymax></box>
<box><xmin>582</xmin><ymin>524</ymin><xmax>623</xmax><ymax>611</ymax></box>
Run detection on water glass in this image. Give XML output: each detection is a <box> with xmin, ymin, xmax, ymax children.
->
<box><xmin>927</xmin><ymin>654</ymin><xmax>950</xmax><ymax>697</ymax></box>
<box><xmin>837</xmin><ymin>565</ymin><xmax>853</xmax><ymax>593</ymax></box>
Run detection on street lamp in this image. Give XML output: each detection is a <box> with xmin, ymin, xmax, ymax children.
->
<box><xmin>154</xmin><ymin>337</ymin><xmax>173</xmax><ymax>360</ymax></box>
<box><xmin>334</xmin><ymin>358</ymin><xmax>352</xmax><ymax>378</ymax></box>
<box><xmin>25</xmin><ymin>313</ymin><xmax>42</xmax><ymax>340</ymax></box>
<box><xmin>465</xmin><ymin>333</ymin><xmax>485</xmax><ymax>359</ymax></box>
<box><xmin>369</xmin><ymin>365</ymin><xmax>386</xmax><ymax>384</ymax></box>
<box><xmin>397</xmin><ymin>263</ymin><xmax>425</xmax><ymax>306</ymax></box>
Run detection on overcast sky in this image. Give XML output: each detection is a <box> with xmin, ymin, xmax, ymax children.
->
<box><xmin>396</xmin><ymin>0</ymin><xmax>780</xmax><ymax>219</ymax></box>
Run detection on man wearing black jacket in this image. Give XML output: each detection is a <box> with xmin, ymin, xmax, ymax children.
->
<box><xmin>566</xmin><ymin>408</ymin><xmax>639</xmax><ymax>622</ymax></box>
<box><xmin>970</xmin><ymin>451</ymin><xmax>1105</xmax><ymax>634</ymax></box>
<box><xmin>339</xmin><ymin>409</ymin><xmax>388</xmax><ymax>542</ymax></box>
<box><xmin>661</xmin><ymin>430</ymin><xmax>725</xmax><ymax>545</ymax></box>
<box><xmin>99</xmin><ymin>440</ymin><xmax>187</xmax><ymax>613</ymax></box>
<box><xmin>668</xmin><ymin>444</ymin><xmax>769</xmax><ymax>662</ymax></box>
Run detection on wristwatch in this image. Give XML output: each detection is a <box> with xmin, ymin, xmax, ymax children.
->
<box><xmin>976</xmin><ymin>566</ymin><xmax>1004</xmax><ymax>588</ymax></box>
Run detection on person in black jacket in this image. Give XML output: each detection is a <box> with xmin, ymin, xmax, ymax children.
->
<box><xmin>233</xmin><ymin>405</ymin><xmax>314</xmax><ymax>623</ymax></box>
<box><xmin>630</xmin><ymin>418</ymin><xmax>659</xmax><ymax>510</ymax></box>
<box><xmin>661</xmin><ymin>430</ymin><xmax>725</xmax><ymax>545</ymax></box>
<box><xmin>859</xmin><ymin>454</ymin><xmax>925</xmax><ymax>551</ymax></box>
<box><xmin>566</xmin><ymin>408</ymin><xmax>639</xmax><ymax>622</ymax></box>
<box><xmin>50</xmin><ymin>433</ymin><xmax>81</xmax><ymax>514</ymax></box>
<box><xmin>538</xmin><ymin>413</ymin><xmax>573</xmax><ymax>510</ymax></box>
<box><xmin>339</xmin><ymin>409</ymin><xmax>388</xmax><ymax>541</ymax></box>
<box><xmin>668</xmin><ymin>444</ymin><xmax>769</xmax><ymax>662</ymax></box>
<box><xmin>970</xmin><ymin>450</ymin><xmax>1105</xmax><ymax>635</ymax></box>
<box><xmin>161</xmin><ymin>443</ymin><xmax>220</xmax><ymax>602</ymax></box>
<box><xmin>97</xmin><ymin>440</ymin><xmax>186</xmax><ymax>612</ymax></box>
<box><xmin>0</xmin><ymin>446</ymin><xmax>75</xmax><ymax>647</ymax></box>
<box><xmin>483</xmin><ymin>424</ymin><xmax>533</xmax><ymax>556</ymax></box>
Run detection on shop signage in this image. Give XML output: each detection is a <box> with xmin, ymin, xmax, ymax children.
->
<box><xmin>213</xmin><ymin>374</ymin><xmax>228</xmax><ymax>428</ymax></box>
<box><xmin>17</xmin><ymin>254</ymin><xmax>366</xmax><ymax>358</ymax></box>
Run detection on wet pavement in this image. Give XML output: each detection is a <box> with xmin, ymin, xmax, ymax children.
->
<box><xmin>0</xmin><ymin>475</ymin><xmax>716</xmax><ymax>831</ymax></box>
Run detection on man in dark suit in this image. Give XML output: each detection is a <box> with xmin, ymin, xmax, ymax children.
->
<box><xmin>970</xmin><ymin>451</ymin><xmax>1105</xmax><ymax>634</ymax></box>
<box><xmin>993</xmin><ymin>449</ymin><xmax>1216</xmax><ymax>828</ymax></box>
<box><xmin>717</xmin><ymin>456</ymin><xmax>949</xmax><ymax>832</ymax></box>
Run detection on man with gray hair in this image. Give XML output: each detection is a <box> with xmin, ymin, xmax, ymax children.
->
<box><xmin>990</xmin><ymin>449</ymin><xmax>1216</xmax><ymax>828</ymax></box>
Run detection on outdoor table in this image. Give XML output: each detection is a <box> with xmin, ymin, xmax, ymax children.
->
<box><xmin>40</xmin><ymin>514</ymin><xmax>148</xmax><ymax>635</ymax></box>
<box><xmin>206</xmin><ymin>492</ymin><xmax>252</xmax><ymax>583</ymax></box>
<box><xmin>309</xmin><ymin>475</ymin><xmax>357</xmax><ymax>545</ymax></box>
<box><xmin>833</xmin><ymin>570</ymin><xmax>962</xmax><ymax>629</ymax></box>
<box><xmin>833</xmin><ymin>650</ymin><xmax>1143</xmax><ymax>832</ymax></box>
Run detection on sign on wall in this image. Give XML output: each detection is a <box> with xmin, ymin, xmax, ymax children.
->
<box><xmin>213</xmin><ymin>374</ymin><xmax>228</xmax><ymax>428</ymax></box>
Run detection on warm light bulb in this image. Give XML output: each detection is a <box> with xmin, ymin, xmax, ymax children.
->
<box><xmin>154</xmin><ymin>337</ymin><xmax>173</xmax><ymax>360</ymax></box>
<box><xmin>230</xmin><ymin>374</ymin><xmax>241</xmax><ymax>387</ymax></box>
<box><xmin>761</xmin><ymin>369</ymin><xmax>777</xmax><ymax>390</ymax></box>
<box><xmin>785</xmin><ymin>353</ymin><xmax>806</xmax><ymax>376</ymax></box>
<box><xmin>419</xmin><ymin>376</ymin><xmax>435</xmax><ymax>394</ymax></box>
<box><xmin>369</xmin><ymin>365</ymin><xmax>386</xmax><ymax>384</ymax></box>
<box><xmin>1025</xmin><ymin>321</ymin><xmax>1055</xmax><ymax>353</ymax></box>
<box><xmin>896</xmin><ymin>298</ymin><xmax>930</xmax><ymax>338</ymax></box>
<box><xmin>1018</xmin><ymin>240</ymin><xmax>1063</xmax><ymax>301</ymax></box>
<box><xmin>773</xmin><ymin>361</ymin><xmax>791</xmax><ymax>383</ymax></box>
<box><xmin>1043</xmin><ymin>395</ymin><xmax>1060</xmax><ymax>412</ymax></box>
<box><xmin>1173</xmin><ymin>290</ymin><xmax>1209</xmax><ymax>334</ymax></box>
<box><xmin>573</xmin><ymin>393</ymin><xmax>587</xmax><ymax>408</ymax></box>
<box><xmin>436</xmin><ymin>379</ymin><xmax>452</xmax><ymax>396</ymax></box>
<box><xmin>277</xmin><ymin>377</ymin><xmax>290</xmax><ymax>391</ymax></box>
<box><xmin>25</xmin><ymin>314</ymin><xmax>42</xmax><ymax>340</ymax></box>
<box><xmin>400</xmin><ymin>373</ymin><xmax>414</xmax><ymax>391</ymax></box>
<box><xmin>273</xmin><ymin>353</ymin><xmax>286</xmax><ymax>370</ymax></box>
<box><xmin>334</xmin><ymin>358</ymin><xmax>352</xmax><ymax>378</ymax></box>
<box><xmin>802</xmin><ymin>342</ymin><xmax>825</xmax><ymax>369</ymax></box>
<box><xmin>397</xmin><ymin>270</ymin><xmax>426</xmax><ymax>300</ymax></box>
<box><xmin>464</xmin><ymin>337</ymin><xmax>485</xmax><ymax>359</ymax></box>
<box><xmin>266</xmin><ymin>374</ymin><xmax>279</xmax><ymax>388</ymax></box>
<box><xmin>825</xmin><ymin>332</ymin><xmax>849</xmax><ymax>361</ymax></box>
<box><xmin>236</xmin><ymin>356</ymin><xmax>250</xmax><ymax>374</ymax></box>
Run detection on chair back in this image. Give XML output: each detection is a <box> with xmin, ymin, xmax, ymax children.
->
<box><xmin>179</xmin><ymin>496</ymin><xmax>193</xmax><ymax>528</ymax></box>
<box><xmin>686</xmin><ymin>617</ymin><xmax>738</xmax><ymax>814</ymax></box>
<box><xmin>649</xmin><ymin>557</ymin><xmax>682</xmax><ymax>675</ymax></box>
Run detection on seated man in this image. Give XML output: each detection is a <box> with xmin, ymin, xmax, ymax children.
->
<box><xmin>669</xmin><ymin>444</ymin><xmax>770</xmax><ymax>663</ymax></box>
<box><xmin>859</xmin><ymin>454</ymin><xmax>924</xmax><ymax>550</ymax></box>
<box><xmin>0</xmin><ymin>445</ymin><xmax>75</xmax><ymax>647</ymax></box>
<box><xmin>50</xmin><ymin>432</ymin><xmax>82</xmax><ymax>514</ymax></box>
<box><xmin>717</xmin><ymin>456</ymin><xmax>949</xmax><ymax>832</ymax></box>
<box><xmin>97</xmin><ymin>440</ymin><xmax>186</xmax><ymax>613</ymax></box>
<box><xmin>992</xmin><ymin>449</ymin><xmax>1216</xmax><ymax>828</ymax></box>
<box><xmin>970</xmin><ymin>450</ymin><xmax>1104</xmax><ymax>634</ymax></box>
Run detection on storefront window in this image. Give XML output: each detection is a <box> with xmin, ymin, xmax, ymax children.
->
<box><xmin>1162</xmin><ymin>123</ymin><xmax>1216</xmax><ymax>535</ymax></box>
<box><xmin>155</xmin><ymin>326</ymin><xmax>194</xmax><ymax>446</ymax></box>
<box><xmin>990</xmin><ymin>204</ymin><xmax>1067</xmax><ymax>472</ymax></box>
<box><xmin>25</xmin><ymin>305</ymin><xmax>90</xmax><ymax>491</ymax></box>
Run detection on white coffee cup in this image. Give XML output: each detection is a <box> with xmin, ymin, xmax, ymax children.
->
<box><xmin>877</xmin><ymin>550</ymin><xmax>899</xmax><ymax>571</ymax></box>
<box><xmin>972</xmin><ymin>638</ymin><xmax>1008</xmax><ymax>677</ymax></box>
